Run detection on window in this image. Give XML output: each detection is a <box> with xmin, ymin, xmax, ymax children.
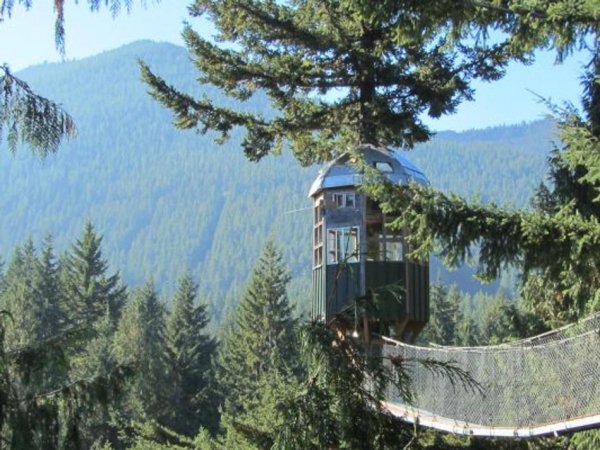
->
<box><xmin>327</xmin><ymin>227</ymin><xmax>359</xmax><ymax>264</ymax></box>
<box><xmin>375</xmin><ymin>161</ymin><xmax>393</xmax><ymax>173</ymax></box>
<box><xmin>314</xmin><ymin>201</ymin><xmax>323</xmax><ymax>225</ymax></box>
<box><xmin>366</xmin><ymin>222</ymin><xmax>403</xmax><ymax>262</ymax></box>
<box><xmin>383</xmin><ymin>236</ymin><xmax>403</xmax><ymax>261</ymax></box>
<box><xmin>314</xmin><ymin>246</ymin><xmax>323</xmax><ymax>267</ymax></box>
<box><xmin>345</xmin><ymin>194</ymin><xmax>355</xmax><ymax>208</ymax></box>
<box><xmin>329</xmin><ymin>192</ymin><xmax>356</xmax><ymax>209</ymax></box>
<box><xmin>313</xmin><ymin>198</ymin><xmax>324</xmax><ymax>268</ymax></box>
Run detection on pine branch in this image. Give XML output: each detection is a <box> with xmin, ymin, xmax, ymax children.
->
<box><xmin>0</xmin><ymin>65</ymin><xmax>77</xmax><ymax>156</ymax></box>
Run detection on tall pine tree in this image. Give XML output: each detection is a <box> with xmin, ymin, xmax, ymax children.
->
<box><xmin>39</xmin><ymin>234</ymin><xmax>64</xmax><ymax>340</ymax></box>
<box><xmin>216</xmin><ymin>242</ymin><xmax>298</xmax><ymax>448</ymax></box>
<box><xmin>114</xmin><ymin>281</ymin><xmax>171</xmax><ymax>425</ymax></box>
<box><xmin>2</xmin><ymin>239</ymin><xmax>44</xmax><ymax>347</ymax></box>
<box><xmin>141</xmin><ymin>0</ymin><xmax>513</xmax><ymax>164</ymax></box>
<box><xmin>61</xmin><ymin>221</ymin><xmax>126</xmax><ymax>330</ymax></box>
<box><xmin>166</xmin><ymin>273</ymin><xmax>217</xmax><ymax>436</ymax></box>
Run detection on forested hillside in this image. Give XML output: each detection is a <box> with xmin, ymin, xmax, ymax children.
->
<box><xmin>3</xmin><ymin>40</ymin><xmax>554</xmax><ymax>320</ymax></box>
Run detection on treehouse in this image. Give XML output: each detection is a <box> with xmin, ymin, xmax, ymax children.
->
<box><xmin>309</xmin><ymin>145</ymin><xmax>429</xmax><ymax>342</ymax></box>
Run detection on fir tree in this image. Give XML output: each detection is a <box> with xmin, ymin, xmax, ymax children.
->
<box><xmin>166</xmin><ymin>273</ymin><xmax>217</xmax><ymax>436</ymax></box>
<box><xmin>61</xmin><ymin>221</ymin><xmax>126</xmax><ymax>330</ymax></box>
<box><xmin>216</xmin><ymin>241</ymin><xmax>297</xmax><ymax>447</ymax></box>
<box><xmin>418</xmin><ymin>284</ymin><xmax>480</xmax><ymax>347</ymax></box>
<box><xmin>367</xmin><ymin>5</ymin><xmax>600</xmax><ymax>329</ymax></box>
<box><xmin>141</xmin><ymin>0</ymin><xmax>512</xmax><ymax>164</ymax></box>
<box><xmin>1</xmin><ymin>0</ymin><xmax>153</xmax><ymax>157</ymax></box>
<box><xmin>2</xmin><ymin>239</ymin><xmax>44</xmax><ymax>347</ymax></box>
<box><xmin>114</xmin><ymin>281</ymin><xmax>171</xmax><ymax>425</ymax></box>
<box><xmin>217</xmin><ymin>242</ymin><xmax>295</xmax><ymax>402</ymax></box>
<box><xmin>39</xmin><ymin>234</ymin><xmax>64</xmax><ymax>340</ymax></box>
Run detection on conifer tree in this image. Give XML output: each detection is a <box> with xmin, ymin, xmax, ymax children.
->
<box><xmin>1</xmin><ymin>0</ymin><xmax>153</xmax><ymax>157</ymax></box>
<box><xmin>166</xmin><ymin>273</ymin><xmax>217</xmax><ymax>436</ymax></box>
<box><xmin>217</xmin><ymin>242</ymin><xmax>295</xmax><ymax>402</ymax></box>
<box><xmin>141</xmin><ymin>0</ymin><xmax>513</xmax><ymax>165</ymax></box>
<box><xmin>0</xmin><ymin>240</ymin><xmax>68</xmax><ymax>448</ymax></box>
<box><xmin>216</xmin><ymin>241</ymin><xmax>298</xmax><ymax>447</ymax></box>
<box><xmin>366</xmin><ymin>5</ymin><xmax>600</xmax><ymax>329</ymax></box>
<box><xmin>418</xmin><ymin>284</ymin><xmax>480</xmax><ymax>347</ymax></box>
<box><xmin>69</xmin><ymin>306</ymin><xmax>123</xmax><ymax>448</ymax></box>
<box><xmin>2</xmin><ymin>240</ymin><xmax>44</xmax><ymax>347</ymax></box>
<box><xmin>61</xmin><ymin>221</ymin><xmax>126</xmax><ymax>330</ymax></box>
<box><xmin>114</xmin><ymin>281</ymin><xmax>171</xmax><ymax>425</ymax></box>
<box><xmin>39</xmin><ymin>234</ymin><xmax>64</xmax><ymax>339</ymax></box>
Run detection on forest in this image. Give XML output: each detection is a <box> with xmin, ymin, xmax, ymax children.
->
<box><xmin>5</xmin><ymin>41</ymin><xmax>554</xmax><ymax>322</ymax></box>
<box><xmin>0</xmin><ymin>225</ymin><xmax>577</xmax><ymax>449</ymax></box>
<box><xmin>3</xmin><ymin>0</ymin><xmax>600</xmax><ymax>448</ymax></box>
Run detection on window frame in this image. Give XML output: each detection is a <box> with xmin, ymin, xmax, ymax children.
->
<box><xmin>327</xmin><ymin>226</ymin><xmax>360</xmax><ymax>265</ymax></box>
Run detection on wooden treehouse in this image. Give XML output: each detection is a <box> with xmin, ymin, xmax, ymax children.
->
<box><xmin>309</xmin><ymin>145</ymin><xmax>430</xmax><ymax>342</ymax></box>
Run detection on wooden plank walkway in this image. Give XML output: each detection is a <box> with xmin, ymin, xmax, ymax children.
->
<box><xmin>383</xmin><ymin>402</ymin><xmax>600</xmax><ymax>437</ymax></box>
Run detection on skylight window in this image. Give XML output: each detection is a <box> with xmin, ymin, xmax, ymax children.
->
<box><xmin>375</xmin><ymin>162</ymin><xmax>393</xmax><ymax>173</ymax></box>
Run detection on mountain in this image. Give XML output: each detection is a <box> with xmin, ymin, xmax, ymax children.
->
<box><xmin>4</xmin><ymin>40</ymin><xmax>555</xmax><ymax>320</ymax></box>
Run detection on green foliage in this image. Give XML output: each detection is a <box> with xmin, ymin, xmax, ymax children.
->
<box><xmin>61</xmin><ymin>221</ymin><xmax>126</xmax><ymax>330</ymax></box>
<box><xmin>478</xmin><ymin>293</ymin><xmax>547</xmax><ymax>345</ymax></box>
<box><xmin>114</xmin><ymin>281</ymin><xmax>171</xmax><ymax>425</ymax></box>
<box><xmin>273</xmin><ymin>323</ymin><xmax>414</xmax><ymax>450</ymax></box>
<box><xmin>362</xmin><ymin>3</ymin><xmax>600</xmax><ymax>330</ymax></box>
<box><xmin>0</xmin><ymin>227</ymin><xmax>141</xmax><ymax>448</ymax></box>
<box><xmin>418</xmin><ymin>284</ymin><xmax>478</xmax><ymax>346</ymax></box>
<box><xmin>166</xmin><ymin>273</ymin><xmax>217</xmax><ymax>436</ymax></box>
<box><xmin>216</xmin><ymin>241</ymin><xmax>298</xmax><ymax>448</ymax></box>
<box><xmin>2</xmin><ymin>239</ymin><xmax>46</xmax><ymax>347</ymax></box>
<box><xmin>0</xmin><ymin>65</ymin><xmax>76</xmax><ymax>156</ymax></box>
<box><xmin>142</xmin><ymin>0</ymin><xmax>514</xmax><ymax>164</ymax></box>
<box><xmin>217</xmin><ymin>242</ymin><xmax>295</xmax><ymax>398</ymax></box>
<box><xmin>1</xmin><ymin>41</ymin><xmax>560</xmax><ymax>314</ymax></box>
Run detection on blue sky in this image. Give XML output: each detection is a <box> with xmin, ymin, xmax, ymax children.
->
<box><xmin>0</xmin><ymin>1</ymin><xmax>588</xmax><ymax>132</ymax></box>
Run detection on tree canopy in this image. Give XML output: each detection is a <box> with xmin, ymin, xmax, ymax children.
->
<box><xmin>141</xmin><ymin>0</ymin><xmax>524</xmax><ymax>165</ymax></box>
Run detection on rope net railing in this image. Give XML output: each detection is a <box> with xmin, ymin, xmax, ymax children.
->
<box><xmin>379</xmin><ymin>313</ymin><xmax>600</xmax><ymax>436</ymax></box>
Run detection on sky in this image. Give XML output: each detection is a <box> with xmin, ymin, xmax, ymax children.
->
<box><xmin>0</xmin><ymin>1</ymin><xmax>589</xmax><ymax>132</ymax></box>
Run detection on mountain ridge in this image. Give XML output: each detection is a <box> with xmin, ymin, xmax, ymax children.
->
<box><xmin>4</xmin><ymin>40</ymin><xmax>555</xmax><ymax>319</ymax></box>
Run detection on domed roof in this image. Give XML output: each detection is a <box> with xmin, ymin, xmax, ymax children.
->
<box><xmin>308</xmin><ymin>145</ymin><xmax>429</xmax><ymax>197</ymax></box>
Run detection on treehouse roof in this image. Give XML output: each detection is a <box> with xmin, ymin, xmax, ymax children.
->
<box><xmin>308</xmin><ymin>145</ymin><xmax>429</xmax><ymax>197</ymax></box>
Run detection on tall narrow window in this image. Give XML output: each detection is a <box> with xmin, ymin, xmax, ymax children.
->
<box><xmin>313</xmin><ymin>198</ymin><xmax>324</xmax><ymax>268</ymax></box>
<box><xmin>327</xmin><ymin>227</ymin><xmax>360</xmax><ymax>264</ymax></box>
<box><xmin>384</xmin><ymin>237</ymin><xmax>403</xmax><ymax>261</ymax></box>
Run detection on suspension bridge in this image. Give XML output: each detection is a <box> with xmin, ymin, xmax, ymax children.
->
<box><xmin>380</xmin><ymin>313</ymin><xmax>600</xmax><ymax>437</ymax></box>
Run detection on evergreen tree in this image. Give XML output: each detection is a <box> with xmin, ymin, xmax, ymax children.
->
<box><xmin>70</xmin><ymin>306</ymin><xmax>122</xmax><ymax>448</ymax></box>
<box><xmin>1</xmin><ymin>0</ymin><xmax>153</xmax><ymax>157</ymax></box>
<box><xmin>0</xmin><ymin>242</ymin><xmax>48</xmax><ymax>447</ymax></box>
<box><xmin>141</xmin><ymin>0</ymin><xmax>512</xmax><ymax>164</ymax></box>
<box><xmin>39</xmin><ymin>234</ymin><xmax>64</xmax><ymax>339</ymax></box>
<box><xmin>217</xmin><ymin>242</ymin><xmax>295</xmax><ymax>402</ymax></box>
<box><xmin>61</xmin><ymin>221</ymin><xmax>126</xmax><ymax>330</ymax></box>
<box><xmin>273</xmin><ymin>323</ymin><xmax>415</xmax><ymax>450</ymax></box>
<box><xmin>420</xmin><ymin>284</ymin><xmax>457</xmax><ymax>345</ymax></box>
<box><xmin>419</xmin><ymin>284</ymin><xmax>479</xmax><ymax>346</ymax></box>
<box><xmin>114</xmin><ymin>281</ymin><xmax>171</xmax><ymax>425</ymax></box>
<box><xmin>368</xmin><ymin>5</ymin><xmax>600</xmax><ymax>330</ymax></box>
<box><xmin>2</xmin><ymin>239</ymin><xmax>44</xmax><ymax>347</ymax></box>
<box><xmin>166</xmin><ymin>273</ymin><xmax>217</xmax><ymax>436</ymax></box>
<box><xmin>478</xmin><ymin>293</ymin><xmax>547</xmax><ymax>345</ymax></box>
<box><xmin>0</xmin><ymin>64</ymin><xmax>76</xmax><ymax>156</ymax></box>
<box><xmin>216</xmin><ymin>241</ymin><xmax>297</xmax><ymax>448</ymax></box>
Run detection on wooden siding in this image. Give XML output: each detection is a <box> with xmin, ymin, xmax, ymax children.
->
<box><xmin>312</xmin><ymin>266</ymin><xmax>325</xmax><ymax>322</ymax></box>
<box><xmin>324</xmin><ymin>262</ymin><xmax>361</xmax><ymax>322</ymax></box>
<box><xmin>406</xmin><ymin>261</ymin><xmax>429</xmax><ymax>323</ymax></box>
<box><xmin>366</xmin><ymin>261</ymin><xmax>405</xmax><ymax>320</ymax></box>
